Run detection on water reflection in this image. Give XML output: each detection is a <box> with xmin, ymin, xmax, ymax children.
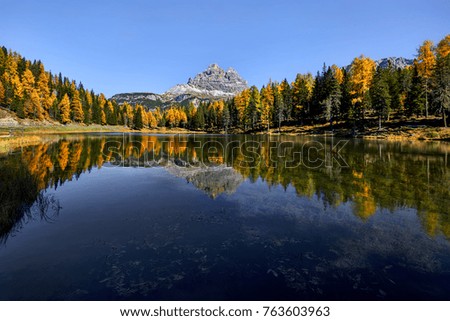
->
<box><xmin>1</xmin><ymin>134</ymin><xmax>450</xmax><ymax>300</ymax></box>
<box><xmin>0</xmin><ymin>134</ymin><xmax>449</xmax><ymax>243</ymax></box>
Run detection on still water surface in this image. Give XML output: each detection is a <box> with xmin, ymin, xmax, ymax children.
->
<box><xmin>0</xmin><ymin>134</ymin><xmax>449</xmax><ymax>300</ymax></box>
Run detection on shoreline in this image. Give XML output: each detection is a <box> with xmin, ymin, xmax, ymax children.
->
<box><xmin>1</xmin><ymin>124</ymin><xmax>449</xmax><ymax>141</ymax></box>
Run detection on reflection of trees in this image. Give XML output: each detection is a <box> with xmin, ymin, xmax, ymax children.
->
<box><xmin>0</xmin><ymin>135</ymin><xmax>449</xmax><ymax>241</ymax></box>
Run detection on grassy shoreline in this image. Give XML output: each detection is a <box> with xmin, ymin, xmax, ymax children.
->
<box><xmin>1</xmin><ymin>119</ymin><xmax>449</xmax><ymax>141</ymax></box>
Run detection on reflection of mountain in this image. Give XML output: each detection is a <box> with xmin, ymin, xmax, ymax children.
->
<box><xmin>166</xmin><ymin>162</ymin><xmax>245</xmax><ymax>198</ymax></box>
<box><xmin>0</xmin><ymin>134</ymin><xmax>449</xmax><ymax>242</ymax></box>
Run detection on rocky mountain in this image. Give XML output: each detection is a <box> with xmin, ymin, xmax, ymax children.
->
<box><xmin>375</xmin><ymin>57</ymin><xmax>414</xmax><ymax>69</ymax></box>
<box><xmin>111</xmin><ymin>64</ymin><xmax>248</xmax><ymax>109</ymax></box>
<box><xmin>345</xmin><ymin>57</ymin><xmax>413</xmax><ymax>72</ymax></box>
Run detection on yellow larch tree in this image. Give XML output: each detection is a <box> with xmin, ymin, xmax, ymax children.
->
<box><xmin>21</xmin><ymin>68</ymin><xmax>35</xmax><ymax>94</ymax></box>
<box><xmin>70</xmin><ymin>86</ymin><xmax>84</xmax><ymax>122</ymax></box>
<box><xmin>0</xmin><ymin>81</ymin><xmax>5</xmax><ymax>105</ymax></box>
<box><xmin>436</xmin><ymin>34</ymin><xmax>450</xmax><ymax>58</ymax></box>
<box><xmin>59</xmin><ymin>93</ymin><xmax>71</xmax><ymax>124</ymax></box>
<box><xmin>331</xmin><ymin>64</ymin><xmax>344</xmax><ymax>85</ymax></box>
<box><xmin>260</xmin><ymin>84</ymin><xmax>274</xmax><ymax>131</ymax></box>
<box><xmin>147</xmin><ymin>111</ymin><xmax>157</xmax><ymax>128</ymax></box>
<box><xmin>416</xmin><ymin>40</ymin><xmax>436</xmax><ymax>117</ymax></box>
<box><xmin>36</xmin><ymin>64</ymin><xmax>54</xmax><ymax>118</ymax></box>
<box><xmin>24</xmin><ymin>88</ymin><xmax>44</xmax><ymax>120</ymax></box>
<box><xmin>233</xmin><ymin>88</ymin><xmax>250</xmax><ymax>127</ymax></box>
<box><xmin>349</xmin><ymin>55</ymin><xmax>376</xmax><ymax>120</ymax></box>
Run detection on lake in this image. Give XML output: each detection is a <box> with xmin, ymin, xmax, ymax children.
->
<box><xmin>0</xmin><ymin>133</ymin><xmax>449</xmax><ymax>300</ymax></box>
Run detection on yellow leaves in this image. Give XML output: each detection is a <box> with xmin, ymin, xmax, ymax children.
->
<box><xmin>416</xmin><ymin>40</ymin><xmax>436</xmax><ymax>79</ymax></box>
<box><xmin>24</xmin><ymin>88</ymin><xmax>44</xmax><ymax>120</ymax></box>
<box><xmin>331</xmin><ymin>64</ymin><xmax>344</xmax><ymax>85</ymax></box>
<box><xmin>21</xmin><ymin>69</ymin><xmax>35</xmax><ymax>95</ymax></box>
<box><xmin>71</xmin><ymin>89</ymin><xmax>84</xmax><ymax>122</ymax></box>
<box><xmin>58</xmin><ymin>140</ymin><xmax>70</xmax><ymax>171</ymax></box>
<box><xmin>234</xmin><ymin>88</ymin><xmax>250</xmax><ymax>122</ymax></box>
<box><xmin>147</xmin><ymin>111</ymin><xmax>157</xmax><ymax>128</ymax></box>
<box><xmin>165</xmin><ymin>107</ymin><xmax>187</xmax><ymax>127</ymax></box>
<box><xmin>349</xmin><ymin>55</ymin><xmax>376</xmax><ymax>106</ymax></box>
<box><xmin>0</xmin><ymin>82</ymin><xmax>5</xmax><ymax>104</ymax></box>
<box><xmin>436</xmin><ymin>34</ymin><xmax>450</xmax><ymax>58</ymax></box>
<box><xmin>59</xmin><ymin>94</ymin><xmax>71</xmax><ymax>124</ymax></box>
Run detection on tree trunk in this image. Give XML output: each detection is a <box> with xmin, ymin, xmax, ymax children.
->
<box><xmin>443</xmin><ymin>108</ymin><xmax>448</xmax><ymax>128</ymax></box>
<box><xmin>425</xmin><ymin>80</ymin><xmax>429</xmax><ymax>118</ymax></box>
<box><xmin>378</xmin><ymin>114</ymin><xmax>382</xmax><ymax>130</ymax></box>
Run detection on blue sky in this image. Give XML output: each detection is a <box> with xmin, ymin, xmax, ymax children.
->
<box><xmin>2</xmin><ymin>0</ymin><xmax>449</xmax><ymax>97</ymax></box>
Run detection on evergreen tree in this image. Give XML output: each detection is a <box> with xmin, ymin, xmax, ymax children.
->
<box><xmin>272</xmin><ymin>84</ymin><xmax>285</xmax><ymax>131</ymax></box>
<box><xmin>406</xmin><ymin>64</ymin><xmax>426</xmax><ymax>116</ymax></box>
<box><xmin>133</xmin><ymin>106</ymin><xmax>144</xmax><ymax>130</ymax></box>
<box><xmin>280</xmin><ymin>79</ymin><xmax>293</xmax><ymax>121</ymax></box>
<box><xmin>370</xmin><ymin>67</ymin><xmax>392</xmax><ymax>129</ymax></box>
<box><xmin>432</xmin><ymin>35</ymin><xmax>450</xmax><ymax>127</ymax></box>
<box><xmin>246</xmin><ymin>85</ymin><xmax>261</xmax><ymax>130</ymax></box>
<box><xmin>291</xmin><ymin>73</ymin><xmax>313</xmax><ymax>123</ymax></box>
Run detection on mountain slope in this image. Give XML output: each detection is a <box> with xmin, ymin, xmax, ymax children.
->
<box><xmin>111</xmin><ymin>64</ymin><xmax>248</xmax><ymax>109</ymax></box>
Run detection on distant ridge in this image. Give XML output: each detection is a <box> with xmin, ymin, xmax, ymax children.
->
<box><xmin>111</xmin><ymin>64</ymin><xmax>248</xmax><ymax>109</ymax></box>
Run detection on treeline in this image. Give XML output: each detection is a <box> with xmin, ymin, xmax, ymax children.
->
<box><xmin>1</xmin><ymin>35</ymin><xmax>449</xmax><ymax>131</ymax></box>
<box><xmin>0</xmin><ymin>47</ymin><xmax>155</xmax><ymax>129</ymax></box>
<box><xmin>184</xmin><ymin>35</ymin><xmax>449</xmax><ymax>131</ymax></box>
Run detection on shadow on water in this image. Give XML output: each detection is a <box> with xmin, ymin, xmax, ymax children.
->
<box><xmin>0</xmin><ymin>157</ymin><xmax>61</xmax><ymax>244</ymax></box>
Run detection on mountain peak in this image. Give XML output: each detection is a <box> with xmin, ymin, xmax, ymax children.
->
<box><xmin>184</xmin><ymin>64</ymin><xmax>247</xmax><ymax>95</ymax></box>
<box><xmin>112</xmin><ymin>64</ymin><xmax>248</xmax><ymax>109</ymax></box>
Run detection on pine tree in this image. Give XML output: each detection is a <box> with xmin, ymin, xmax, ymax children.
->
<box><xmin>406</xmin><ymin>64</ymin><xmax>426</xmax><ymax>116</ymax></box>
<box><xmin>133</xmin><ymin>105</ymin><xmax>144</xmax><ymax>130</ymax></box>
<box><xmin>370</xmin><ymin>67</ymin><xmax>391</xmax><ymax>129</ymax></box>
<box><xmin>222</xmin><ymin>105</ymin><xmax>231</xmax><ymax>132</ymax></box>
<box><xmin>432</xmin><ymin>35</ymin><xmax>450</xmax><ymax>127</ymax></box>
<box><xmin>246</xmin><ymin>85</ymin><xmax>261</xmax><ymax>130</ymax></box>
<box><xmin>280</xmin><ymin>79</ymin><xmax>293</xmax><ymax>121</ymax></box>
<box><xmin>272</xmin><ymin>84</ymin><xmax>285</xmax><ymax>131</ymax></box>
<box><xmin>291</xmin><ymin>73</ymin><xmax>313</xmax><ymax>123</ymax></box>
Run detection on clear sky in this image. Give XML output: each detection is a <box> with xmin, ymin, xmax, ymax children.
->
<box><xmin>2</xmin><ymin>0</ymin><xmax>449</xmax><ymax>97</ymax></box>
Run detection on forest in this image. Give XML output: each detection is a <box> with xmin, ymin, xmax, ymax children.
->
<box><xmin>0</xmin><ymin>35</ymin><xmax>448</xmax><ymax>131</ymax></box>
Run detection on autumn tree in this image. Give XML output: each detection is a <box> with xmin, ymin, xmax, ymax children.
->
<box><xmin>349</xmin><ymin>55</ymin><xmax>376</xmax><ymax>122</ymax></box>
<box><xmin>58</xmin><ymin>94</ymin><xmax>71</xmax><ymax>124</ymax></box>
<box><xmin>147</xmin><ymin>111</ymin><xmax>157</xmax><ymax>128</ymax></box>
<box><xmin>416</xmin><ymin>40</ymin><xmax>436</xmax><ymax>118</ymax></box>
<box><xmin>70</xmin><ymin>88</ymin><xmax>84</xmax><ymax>122</ymax></box>
<box><xmin>260</xmin><ymin>84</ymin><xmax>274</xmax><ymax>131</ymax></box>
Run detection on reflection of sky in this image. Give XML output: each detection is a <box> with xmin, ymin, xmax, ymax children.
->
<box><xmin>1</xmin><ymin>166</ymin><xmax>449</xmax><ymax>299</ymax></box>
